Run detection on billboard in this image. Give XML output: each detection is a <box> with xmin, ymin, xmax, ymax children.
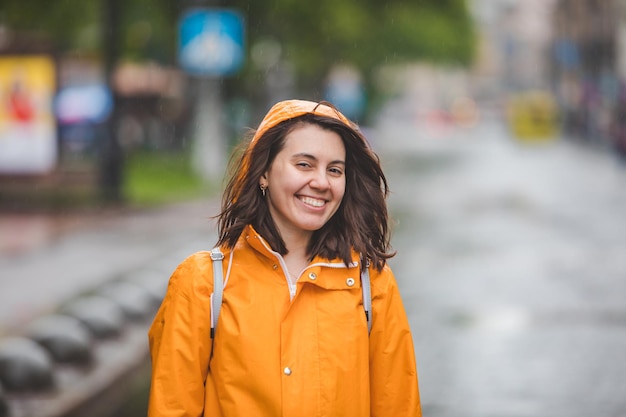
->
<box><xmin>0</xmin><ymin>55</ymin><xmax>57</xmax><ymax>174</ymax></box>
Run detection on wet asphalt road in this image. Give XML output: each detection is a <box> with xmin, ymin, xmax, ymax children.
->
<box><xmin>374</xmin><ymin>118</ymin><xmax>626</xmax><ymax>417</ymax></box>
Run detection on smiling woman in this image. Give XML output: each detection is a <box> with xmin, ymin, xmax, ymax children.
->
<box><xmin>147</xmin><ymin>100</ymin><xmax>422</xmax><ymax>417</ymax></box>
<box><xmin>260</xmin><ymin>123</ymin><xmax>346</xmax><ymax>266</ymax></box>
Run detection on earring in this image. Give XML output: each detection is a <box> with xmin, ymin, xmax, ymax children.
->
<box><xmin>260</xmin><ymin>184</ymin><xmax>267</xmax><ymax>197</ymax></box>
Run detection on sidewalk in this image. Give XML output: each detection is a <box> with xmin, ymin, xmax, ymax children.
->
<box><xmin>0</xmin><ymin>198</ymin><xmax>220</xmax><ymax>336</ymax></box>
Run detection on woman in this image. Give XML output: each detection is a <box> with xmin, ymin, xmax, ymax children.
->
<box><xmin>148</xmin><ymin>99</ymin><xmax>421</xmax><ymax>416</ymax></box>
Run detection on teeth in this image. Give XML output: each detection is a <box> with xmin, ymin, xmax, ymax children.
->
<box><xmin>300</xmin><ymin>196</ymin><xmax>325</xmax><ymax>207</ymax></box>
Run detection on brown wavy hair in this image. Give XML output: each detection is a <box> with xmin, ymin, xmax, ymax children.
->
<box><xmin>215</xmin><ymin>113</ymin><xmax>394</xmax><ymax>271</ymax></box>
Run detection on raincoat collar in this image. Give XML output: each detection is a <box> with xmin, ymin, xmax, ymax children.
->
<box><xmin>240</xmin><ymin>224</ymin><xmax>360</xmax><ymax>269</ymax></box>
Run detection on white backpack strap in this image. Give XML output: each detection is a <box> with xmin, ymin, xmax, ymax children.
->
<box><xmin>210</xmin><ymin>248</ymin><xmax>225</xmax><ymax>341</ymax></box>
<box><xmin>361</xmin><ymin>257</ymin><xmax>372</xmax><ymax>334</ymax></box>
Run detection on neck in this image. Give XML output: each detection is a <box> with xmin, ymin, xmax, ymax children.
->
<box><xmin>281</xmin><ymin>228</ymin><xmax>311</xmax><ymax>254</ymax></box>
<box><xmin>282</xmin><ymin>233</ymin><xmax>311</xmax><ymax>275</ymax></box>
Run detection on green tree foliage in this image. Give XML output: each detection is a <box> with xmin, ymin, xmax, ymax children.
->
<box><xmin>1</xmin><ymin>0</ymin><xmax>98</xmax><ymax>51</ymax></box>
<box><xmin>231</xmin><ymin>0</ymin><xmax>476</xmax><ymax>91</ymax></box>
<box><xmin>1</xmin><ymin>0</ymin><xmax>475</xmax><ymax>96</ymax></box>
<box><xmin>117</xmin><ymin>0</ymin><xmax>178</xmax><ymax>63</ymax></box>
<box><xmin>0</xmin><ymin>0</ymin><xmax>176</xmax><ymax>62</ymax></box>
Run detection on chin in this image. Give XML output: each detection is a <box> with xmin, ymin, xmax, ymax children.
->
<box><xmin>298</xmin><ymin>221</ymin><xmax>328</xmax><ymax>232</ymax></box>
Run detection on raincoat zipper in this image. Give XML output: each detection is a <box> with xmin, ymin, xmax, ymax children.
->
<box><xmin>256</xmin><ymin>236</ymin><xmax>357</xmax><ymax>300</ymax></box>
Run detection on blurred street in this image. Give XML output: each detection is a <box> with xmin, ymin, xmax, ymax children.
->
<box><xmin>0</xmin><ymin>200</ymin><xmax>220</xmax><ymax>416</ymax></box>
<box><xmin>0</xmin><ymin>200</ymin><xmax>219</xmax><ymax>335</ymax></box>
<box><xmin>1</xmin><ymin>110</ymin><xmax>626</xmax><ymax>416</ymax></box>
<box><xmin>3</xmin><ymin>1</ymin><xmax>626</xmax><ymax>416</ymax></box>
<box><xmin>375</xmin><ymin>112</ymin><xmax>626</xmax><ymax>417</ymax></box>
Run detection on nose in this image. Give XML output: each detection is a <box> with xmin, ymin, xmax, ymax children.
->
<box><xmin>309</xmin><ymin>168</ymin><xmax>330</xmax><ymax>190</ymax></box>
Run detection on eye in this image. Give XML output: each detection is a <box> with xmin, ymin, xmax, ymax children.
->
<box><xmin>328</xmin><ymin>166</ymin><xmax>344</xmax><ymax>176</ymax></box>
<box><xmin>295</xmin><ymin>161</ymin><xmax>312</xmax><ymax>169</ymax></box>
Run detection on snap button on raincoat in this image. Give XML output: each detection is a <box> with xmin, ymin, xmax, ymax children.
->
<box><xmin>148</xmin><ymin>225</ymin><xmax>421</xmax><ymax>416</ymax></box>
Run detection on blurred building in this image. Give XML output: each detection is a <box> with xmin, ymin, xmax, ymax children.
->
<box><xmin>550</xmin><ymin>0</ymin><xmax>626</xmax><ymax>157</ymax></box>
<box><xmin>552</xmin><ymin>0</ymin><xmax>616</xmax><ymax>79</ymax></box>
<box><xmin>469</xmin><ymin>0</ymin><xmax>626</xmax><ymax>157</ymax></box>
<box><xmin>468</xmin><ymin>0</ymin><xmax>560</xmax><ymax>140</ymax></box>
<box><xmin>470</xmin><ymin>0</ymin><xmax>557</xmax><ymax>95</ymax></box>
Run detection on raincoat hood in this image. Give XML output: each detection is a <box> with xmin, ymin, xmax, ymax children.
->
<box><xmin>251</xmin><ymin>99</ymin><xmax>355</xmax><ymax>144</ymax></box>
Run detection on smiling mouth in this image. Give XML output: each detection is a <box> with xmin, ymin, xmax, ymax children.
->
<box><xmin>298</xmin><ymin>196</ymin><xmax>326</xmax><ymax>207</ymax></box>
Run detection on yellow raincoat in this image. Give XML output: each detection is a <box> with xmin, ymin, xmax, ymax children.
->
<box><xmin>148</xmin><ymin>225</ymin><xmax>421</xmax><ymax>417</ymax></box>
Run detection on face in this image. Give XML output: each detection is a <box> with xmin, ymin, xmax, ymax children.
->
<box><xmin>261</xmin><ymin>123</ymin><xmax>346</xmax><ymax>243</ymax></box>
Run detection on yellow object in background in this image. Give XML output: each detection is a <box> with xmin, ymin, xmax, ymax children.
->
<box><xmin>507</xmin><ymin>91</ymin><xmax>558</xmax><ymax>142</ymax></box>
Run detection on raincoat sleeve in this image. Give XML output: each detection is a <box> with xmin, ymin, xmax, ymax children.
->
<box><xmin>368</xmin><ymin>266</ymin><xmax>422</xmax><ymax>417</ymax></box>
<box><xmin>148</xmin><ymin>252</ymin><xmax>214</xmax><ymax>417</ymax></box>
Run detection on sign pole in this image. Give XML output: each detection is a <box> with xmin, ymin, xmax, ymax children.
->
<box><xmin>178</xmin><ymin>5</ymin><xmax>245</xmax><ymax>183</ymax></box>
<box><xmin>191</xmin><ymin>77</ymin><xmax>225</xmax><ymax>182</ymax></box>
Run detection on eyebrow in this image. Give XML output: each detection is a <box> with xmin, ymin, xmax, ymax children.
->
<box><xmin>292</xmin><ymin>153</ymin><xmax>345</xmax><ymax>165</ymax></box>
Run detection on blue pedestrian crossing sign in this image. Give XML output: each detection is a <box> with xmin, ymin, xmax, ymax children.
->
<box><xmin>178</xmin><ymin>9</ymin><xmax>245</xmax><ymax>77</ymax></box>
